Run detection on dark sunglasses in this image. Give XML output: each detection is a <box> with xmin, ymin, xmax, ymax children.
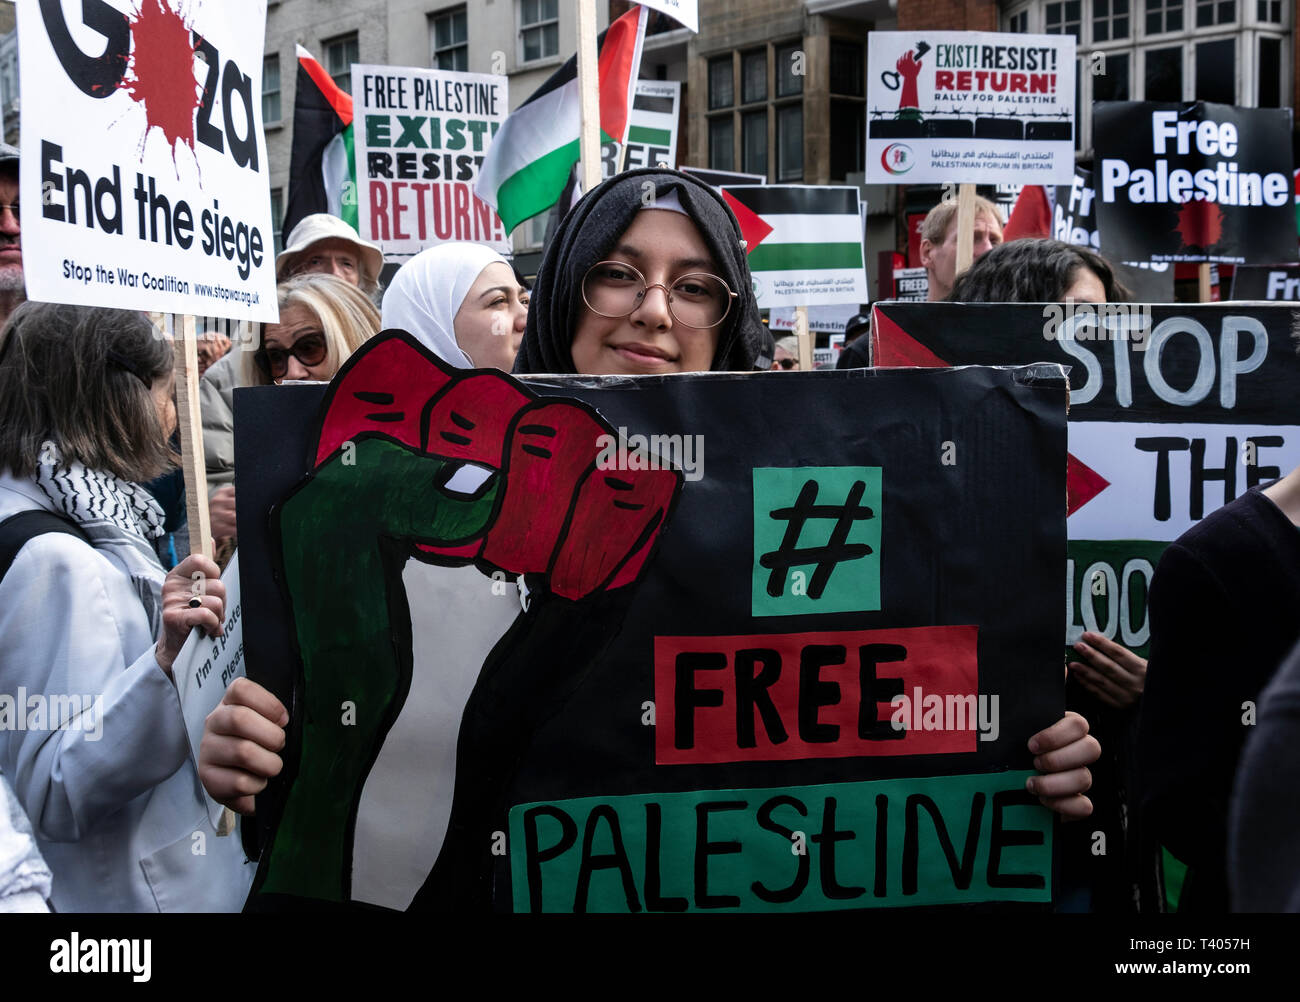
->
<box><xmin>254</xmin><ymin>331</ymin><xmax>328</xmax><ymax>381</ymax></box>
<box><xmin>774</xmin><ymin>358</ymin><xmax>798</xmax><ymax>370</ymax></box>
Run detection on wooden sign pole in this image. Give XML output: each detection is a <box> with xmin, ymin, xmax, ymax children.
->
<box><xmin>795</xmin><ymin>305</ymin><xmax>814</xmax><ymax>371</ymax></box>
<box><xmin>1197</xmin><ymin>262</ymin><xmax>1213</xmax><ymax>302</ymax></box>
<box><xmin>575</xmin><ymin>0</ymin><xmax>602</xmax><ymax>195</ymax></box>
<box><xmin>169</xmin><ymin>313</ymin><xmax>212</xmax><ymax>560</ymax></box>
<box><xmin>954</xmin><ymin>183</ymin><xmax>977</xmax><ymax>279</ymax></box>
<box><xmin>169</xmin><ymin>313</ymin><xmax>236</xmax><ymax>837</ymax></box>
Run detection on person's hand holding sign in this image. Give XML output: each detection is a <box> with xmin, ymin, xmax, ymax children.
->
<box><xmin>199</xmin><ymin>677</ymin><xmax>287</xmax><ymax>815</ymax></box>
<box><xmin>1026</xmin><ymin>711</ymin><xmax>1102</xmax><ymax>819</ymax></box>
<box><xmin>155</xmin><ymin>554</ymin><xmax>225</xmax><ymax>676</ymax></box>
<box><xmin>1068</xmin><ymin>631</ymin><xmax>1148</xmax><ymax>708</ymax></box>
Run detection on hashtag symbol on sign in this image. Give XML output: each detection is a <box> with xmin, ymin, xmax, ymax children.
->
<box><xmin>759</xmin><ymin>479</ymin><xmax>874</xmax><ymax>599</ymax></box>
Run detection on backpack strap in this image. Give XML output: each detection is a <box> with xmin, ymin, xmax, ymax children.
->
<box><xmin>0</xmin><ymin>510</ymin><xmax>91</xmax><ymax>584</ymax></box>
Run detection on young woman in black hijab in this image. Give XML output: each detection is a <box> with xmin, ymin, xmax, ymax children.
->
<box><xmin>514</xmin><ymin>168</ymin><xmax>768</xmax><ymax>375</ymax></box>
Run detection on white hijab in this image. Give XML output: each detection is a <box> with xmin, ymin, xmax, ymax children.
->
<box><xmin>380</xmin><ymin>243</ymin><xmax>512</xmax><ymax>367</ymax></box>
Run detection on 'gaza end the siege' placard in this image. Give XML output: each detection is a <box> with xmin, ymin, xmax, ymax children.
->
<box><xmin>18</xmin><ymin>0</ymin><xmax>278</xmax><ymax>321</ymax></box>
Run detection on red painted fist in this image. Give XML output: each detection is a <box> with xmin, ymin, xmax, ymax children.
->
<box><xmin>313</xmin><ymin>333</ymin><xmax>682</xmax><ymax>599</ymax></box>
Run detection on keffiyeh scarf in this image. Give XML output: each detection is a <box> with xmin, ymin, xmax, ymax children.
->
<box><xmin>34</xmin><ymin>460</ymin><xmax>167</xmax><ymax>636</ymax></box>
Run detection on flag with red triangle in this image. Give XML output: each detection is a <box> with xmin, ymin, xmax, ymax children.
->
<box><xmin>721</xmin><ymin>185</ymin><xmax>869</xmax><ymax>307</ymax></box>
<box><xmin>477</xmin><ymin>6</ymin><xmax>647</xmax><ymax>232</ymax></box>
<box><xmin>284</xmin><ymin>45</ymin><xmax>357</xmax><ymax>236</ymax></box>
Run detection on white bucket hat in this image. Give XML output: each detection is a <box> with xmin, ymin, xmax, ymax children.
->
<box><xmin>276</xmin><ymin>213</ymin><xmax>385</xmax><ymax>289</ymax></box>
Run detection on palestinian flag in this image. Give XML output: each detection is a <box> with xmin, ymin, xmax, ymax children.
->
<box><xmin>476</xmin><ymin>5</ymin><xmax>647</xmax><ymax>233</ymax></box>
<box><xmin>1003</xmin><ymin>184</ymin><xmax>1052</xmax><ymax>241</ymax></box>
<box><xmin>284</xmin><ymin>45</ymin><xmax>357</xmax><ymax>236</ymax></box>
<box><xmin>720</xmin><ymin>185</ymin><xmax>869</xmax><ymax>306</ymax></box>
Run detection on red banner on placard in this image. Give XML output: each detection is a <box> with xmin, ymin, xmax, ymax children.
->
<box><xmin>655</xmin><ymin>625</ymin><xmax>980</xmax><ymax>764</ymax></box>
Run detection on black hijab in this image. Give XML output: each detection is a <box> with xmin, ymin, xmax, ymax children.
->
<box><xmin>513</xmin><ymin>168</ymin><xmax>766</xmax><ymax>375</ymax></box>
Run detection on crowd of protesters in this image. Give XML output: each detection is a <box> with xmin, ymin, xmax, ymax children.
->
<box><xmin>0</xmin><ymin>143</ymin><xmax>1296</xmax><ymax>916</ymax></box>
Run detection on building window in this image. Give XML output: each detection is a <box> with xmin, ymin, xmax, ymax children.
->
<box><xmin>324</xmin><ymin>32</ymin><xmax>359</xmax><ymax>95</ymax></box>
<box><xmin>430</xmin><ymin>7</ymin><xmax>468</xmax><ymax>72</ymax></box>
<box><xmin>1257</xmin><ymin>1</ymin><xmax>1282</xmax><ymax>22</ymax></box>
<box><xmin>1258</xmin><ymin>35</ymin><xmax>1282</xmax><ymax>105</ymax></box>
<box><xmin>829</xmin><ymin>40</ymin><xmax>865</xmax><ymax>97</ymax></box>
<box><xmin>708</xmin><ymin>115</ymin><xmax>734</xmax><ymax>171</ymax></box>
<box><xmin>270</xmin><ymin>188</ymin><xmax>284</xmax><ymax>255</ymax></box>
<box><xmin>262</xmin><ymin>54</ymin><xmax>281</xmax><ymax>125</ymax></box>
<box><xmin>1093</xmin><ymin>50</ymin><xmax>1131</xmax><ymax>100</ymax></box>
<box><xmin>1145</xmin><ymin>45</ymin><xmax>1183</xmax><ymax>99</ymax></box>
<box><xmin>741</xmin><ymin>49</ymin><xmax>767</xmax><ymax>104</ymax></box>
<box><xmin>829</xmin><ymin>39</ymin><xmax>865</xmax><ymax>181</ymax></box>
<box><xmin>520</xmin><ymin>0</ymin><xmax>559</xmax><ymax>63</ymax></box>
<box><xmin>709</xmin><ymin>41</ymin><xmax>810</xmax><ymax>182</ymax></box>
<box><xmin>708</xmin><ymin>55</ymin><xmax>733</xmax><ymax>109</ymax></box>
<box><xmin>1093</xmin><ymin>0</ymin><xmax>1130</xmax><ymax>41</ymax></box>
<box><xmin>1195</xmin><ymin>0</ymin><xmax>1236</xmax><ymax>27</ymax></box>
<box><xmin>1146</xmin><ymin>0</ymin><xmax>1185</xmax><ymax>35</ymax></box>
<box><xmin>829</xmin><ymin>100</ymin><xmax>864</xmax><ymax>181</ymax></box>
<box><xmin>1012</xmin><ymin>0</ymin><xmax>1287</xmax><ymax>152</ymax></box>
<box><xmin>1194</xmin><ymin>37</ymin><xmax>1235</xmax><ymax>102</ymax></box>
<box><xmin>742</xmin><ymin>109</ymin><xmax>766</xmax><ymax>177</ymax></box>
<box><xmin>776</xmin><ymin>42</ymin><xmax>803</xmax><ymax>98</ymax></box>
<box><xmin>1045</xmin><ymin>1</ymin><xmax>1083</xmax><ymax>39</ymax></box>
<box><xmin>777</xmin><ymin>103</ymin><xmax>802</xmax><ymax>181</ymax></box>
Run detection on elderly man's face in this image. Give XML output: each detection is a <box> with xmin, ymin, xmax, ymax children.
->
<box><xmin>920</xmin><ymin>211</ymin><xmax>1003</xmax><ymax>301</ymax></box>
<box><xmin>0</xmin><ymin>170</ymin><xmax>22</xmax><ymax>293</ymax></box>
<box><xmin>289</xmin><ymin>238</ymin><xmax>362</xmax><ymax>286</ymax></box>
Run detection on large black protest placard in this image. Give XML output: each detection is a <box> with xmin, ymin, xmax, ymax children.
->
<box><xmin>234</xmin><ymin>334</ymin><xmax>1067</xmax><ymax>913</ymax></box>
<box><xmin>1095</xmin><ymin>101</ymin><xmax>1296</xmax><ymax>265</ymax></box>
<box><xmin>872</xmin><ymin>302</ymin><xmax>1300</xmax><ymax>657</ymax></box>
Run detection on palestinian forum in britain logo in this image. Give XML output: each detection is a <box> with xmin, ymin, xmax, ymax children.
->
<box><xmin>881</xmin><ymin>142</ymin><xmax>915</xmax><ymax>175</ymax></box>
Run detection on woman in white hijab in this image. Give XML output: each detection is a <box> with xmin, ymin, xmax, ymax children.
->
<box><xmin>380</xmin><ymin>243</ymin><xmax>529</xmax><ymax>371</ymax></box>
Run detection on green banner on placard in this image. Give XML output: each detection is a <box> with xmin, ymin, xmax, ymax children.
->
<box><xmin>509</xmin><ymin>771</ymin><xmax>1052</xmax><ymax>913</ymax></box>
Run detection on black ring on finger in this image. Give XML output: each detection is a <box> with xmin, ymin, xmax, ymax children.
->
<box><xmin>188</xmin><ymin>597</ymin><xmax>202</xmax><ymax>608</ymax></box>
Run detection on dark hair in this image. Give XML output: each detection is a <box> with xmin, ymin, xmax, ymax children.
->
<box><xmin>947</xmin><ymin>238</ymin><xmax>1132</xmax><ymax>303</ymax></box>
<box><xmin>0</xmin><ymin>302</ymin><xmax>176</xmax><ymax>481</ymax></box>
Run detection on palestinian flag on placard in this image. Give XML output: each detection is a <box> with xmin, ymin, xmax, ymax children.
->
<box><xmin>626</xmin><ymin>84</ymin><xmax>675</xmax><ymax>151</ymax></box>
<box><xmin>720</xmin><ymin>185</ymin><xmax>864</xmax><ymax>275</ymax></box>
<box><xmin>476</xmin><ymin>5</ymin><xmax>647</xmax><ymax>233</ymax></box>
<box><xmin>284</xmin><ymin>45</ymin><xmax>357</xmax><ymax>236</ymax></box>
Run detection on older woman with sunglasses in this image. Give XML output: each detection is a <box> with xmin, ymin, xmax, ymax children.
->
<box><xmin>203</xmin><ymin>274</ymin><xmax>380</xmax><ymax>546</ymax></box>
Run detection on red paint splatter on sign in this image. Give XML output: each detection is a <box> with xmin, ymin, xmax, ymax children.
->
<box><xmin>123</xmin><ymin>0</ymin><xmax>200</xmax><ymax>174</ymax></box>
<box><xmin>1175</xmin><ymin>198</ymin><xmax>1224</xmax><ymax>250</ymax></box>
